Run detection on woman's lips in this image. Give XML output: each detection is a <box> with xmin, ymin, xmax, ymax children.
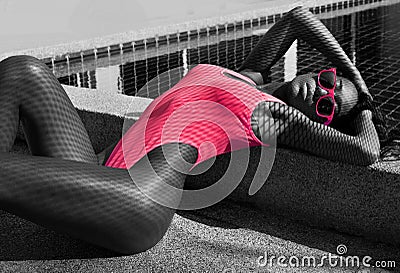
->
<box><xmin>300</xmin><ymin>81</ymin><xmax>317</xmax><ymax>106</ymax></box>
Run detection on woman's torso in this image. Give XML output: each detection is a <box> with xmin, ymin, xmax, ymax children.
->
<box><xmin>105</xmin><ymin>64</ymin><xmax>284</xmax><ymax>169</ymax></box>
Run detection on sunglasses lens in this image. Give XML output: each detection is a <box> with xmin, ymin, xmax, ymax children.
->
<box><xmin>317</xmin><ymin>97</ymin><xmax>334</xmax><ymax>116</ymax></box>
<box><xmin>319</xmin><ymin>71</ymin><xmax>336</xmax><ymax>89</ymax></box>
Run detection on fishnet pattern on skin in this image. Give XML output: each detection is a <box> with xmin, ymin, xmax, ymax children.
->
<box><xmin>239</xmin><ymin>6</ymin><xmax>369</xmax><ymax>98</ymax></box>
<box><xmin>0</xmin><ymin>56</ymin><xmax>98</xmax><ymax>163</ymax></box>
<box><xmin>241</xmin><ymin>6</ymin><xmax>382</xmax><ymax>165</ymax></box>
<box><xmin>0</xmin><ymin>7</ymin><xmax>384</xmax><ymax>254</ymax></box>
<box><xmin>0</xmin><ymin>55</ymin><xmax>198</xmax><ymax>254</ymax></box>
<box><xmin>252</xmin><ymin>101</ymin><xmax>380</xmax><ymax>166</ymax></box>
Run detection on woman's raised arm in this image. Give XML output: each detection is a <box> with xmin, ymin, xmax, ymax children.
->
<box><xmin>240</xmin><ymin>6</ymin><xmax>370</xmax><ymax>97</ymax></box>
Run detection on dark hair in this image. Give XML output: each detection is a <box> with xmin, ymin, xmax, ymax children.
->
<box><xmin>349</xmin><ymin>92</ymin><xmax>400</xmax><ymax>160</ymax></box>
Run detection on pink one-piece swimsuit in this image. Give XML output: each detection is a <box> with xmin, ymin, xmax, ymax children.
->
<box><xmin>105</xmin><ymin>64</ymin><xmax>285</xmax><ymax>169</ymax></box>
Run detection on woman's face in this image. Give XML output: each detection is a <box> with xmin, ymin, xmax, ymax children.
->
<box><xmin>287</xmin><ymin>73</ymin><xmax>359</xmax><ymax>124</ymax></box>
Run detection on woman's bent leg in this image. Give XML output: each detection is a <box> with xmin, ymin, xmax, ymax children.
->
<box><xmin>0</xmin><ymin>56</ymin><xmax>200</xmax><ymax>253</ymax></box>
<box><xmin>0</xmin><ymin>55</ymin><xmax>97</xmax><ymax>163</ymax></box>
<box><xmin>0</xmin><ymin>143</ymin><xmax>198</xmax><ymax>254</ymax></box>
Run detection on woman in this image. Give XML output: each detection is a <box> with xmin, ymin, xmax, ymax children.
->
<box><xmin>238</xmin><ymin>6</ymin><xmax>388</xmax><ymax>165</ymax></box>
<box><xmin>0</xmin><ymin>7</ymin><xmax>395</xmax><ymax>254</ymax></box>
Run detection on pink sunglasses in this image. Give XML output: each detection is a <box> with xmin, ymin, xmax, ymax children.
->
<box><xmin>316</xmin><ymin>68</ymin><xmax>337</xmax><ymax>126</ymax></box>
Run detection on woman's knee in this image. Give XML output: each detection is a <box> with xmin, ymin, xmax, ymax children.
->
<box><xmin>1</xmin><ymin>55</ymin><xmax>42</xmax><ymax>65</ymax></box>
<box><xmin>0</xmin><ymin>55</ymin><xmax>51</xmax><ymax>80</ymax></box>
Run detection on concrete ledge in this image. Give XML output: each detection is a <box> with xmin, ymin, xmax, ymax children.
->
<box><xmin>195</xmin><ymin>147</ymin><xmax>400</xmax><ymax>244</ymax></box>
<box><xmin>15</xmin><ymin>85</ymin><xmax>152</xmax><ymax>153</ymax></box>
<box><xmin>65</xmin><ymin>85</ymin><xmax>154</xmax><ymax>153</ymax></box>
<box><xmin>7</xmin><ymin>85</ymin><xmax>400</xmax><ymax>271</ymax></box>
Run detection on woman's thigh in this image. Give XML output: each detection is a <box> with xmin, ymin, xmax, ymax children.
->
<box><xmin>0</xmin><ymin>55</ymin><xmax>97</xmax><ymax>164</ymax></box>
